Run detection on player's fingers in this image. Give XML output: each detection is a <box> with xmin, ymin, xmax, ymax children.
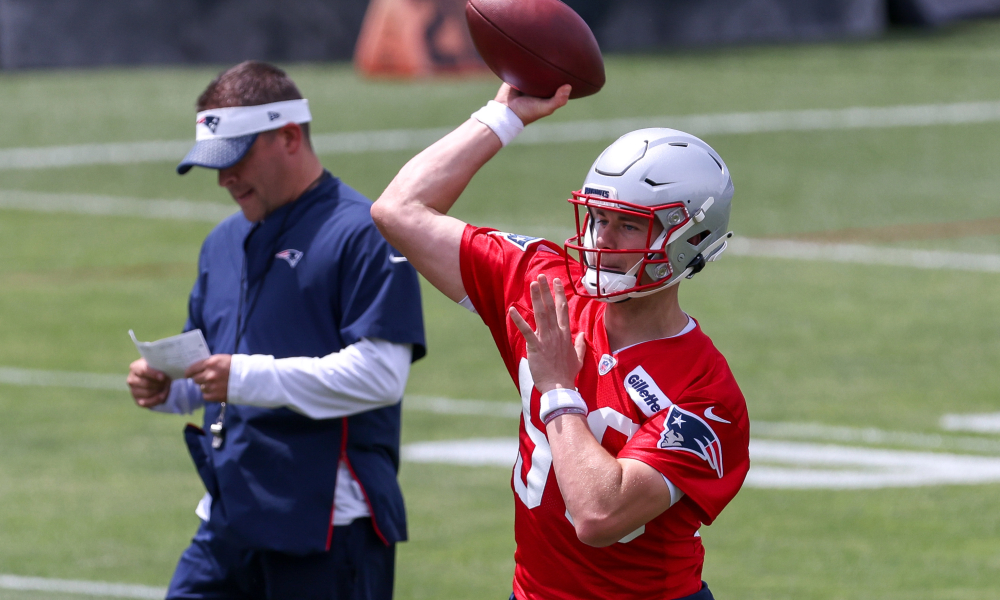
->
<box><xmin>552</xmin><ymin>278</ymin><xmax>571</xmax><ymax>333</ymax></box>
<box><xmin>533</xmin><ymin>275</ymin><xmax>560</xmax><ymax>338</ymax></box>
<box><xmin>527</xmin><ymin>280</ymin><xmax>550</xmax><ymax>333</ymax></box>
<box><xmin>508</xmin><ymin>306</ymin><xmax>538</xmax><ymax>348</ymax></box>
<box><xmin>549</xmin><ymin>85</ymin><xmax>571</xmax><ymax>110</ymax></box>
<box><xmin>536</xmin><ymin>274</ymin><xmax>556</xmax><ymax>313</ymax></box>
<box><xmin>573</xmin><ymin>332</ymin><xmax>587</xmax><ymax>366</ymax></box>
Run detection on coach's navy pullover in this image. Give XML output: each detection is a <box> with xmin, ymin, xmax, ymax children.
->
<box><xmin>182</xmin><ymin>173</ymin><xmax>425</xmax><ymax>555</ymax></box>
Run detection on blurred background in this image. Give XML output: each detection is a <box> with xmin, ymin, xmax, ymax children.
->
<box><xmin>2</xmin><ymin>1</ymin><xmax>1000</xmax><ymax>599</ymax></box>
<box><xmin>1</xmin><ymin>0</ymin><xmax>999</xmax><ymax>69</ymax></box>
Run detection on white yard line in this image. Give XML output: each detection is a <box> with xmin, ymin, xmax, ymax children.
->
<box><xmin>3</xmin><ymin>100</ymin><xmax>1000</xmax><ymax>170</ymax></box>
<box><xmin>726</xmin><ymin>237</ymin><xmax>1000</xmax><ymax>274</ymax></box>
<box><xmin>405</xmin><ymin>395</ymin><xmax>523</xmax><ymax>418</ymax></box>
<box><xmin>401</xmin><ymin>437</ymin><xmax>1000</xmax><ymax>489</ymax></box>
<box><xmin>0</xmin><ymin>190</ymin><xmax>236</xmax><ymax>222</ymax></box>
<box><xmin>0</xmin><ymin>574</ymin><xmax>165</xmax><ymax>599</ymax></box>
<box><xmin>4</xmin><ymin>189</ymin><xmax>1000</xmax><ymax>274</ymax></box>
<box><xmin>941</xmin><ymin>412</ymin><xmax>1000</xmax><ymax>434</ymax></box>
<box><xmin>3</xmin><ymin>368</ymin><xmax>998</xmax><ymax>453</ymax></box>
<box><xmin>0</xmin><ymin>366</ymin><xmax>126</xmax><ymax>391</ymax></box>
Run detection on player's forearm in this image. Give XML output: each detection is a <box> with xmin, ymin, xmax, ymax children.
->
<box><xmin>546</xmin><ymin>414</ymin><xmax>631</xmax><ymax>545</ymax></box>
<box><xmin>227</xmin><ymin>338</ymin><xmax>412</xmax><ymax>419</ymax></box>
<box><xmin>547</xmin><ymin>414</ymin><xmax>672</xmax><ymax>547</ymax></box>
<box><xmin>377</xmin><ymin>118</ymin><xmax>501</xmax><ymax>219</ymax></box>
<box><xmin>372</xmin><ymin>119</ymin><xmax>500</xmax><ymax>302</ymax></box>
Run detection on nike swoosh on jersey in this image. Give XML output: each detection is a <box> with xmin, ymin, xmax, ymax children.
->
<box><xmin>388</xmin><ymin>254</ymin><xmax>408</xmax><ymax>263</ymax></box>
<box><xmin>704</xmin><ymin>406</ymin><xmax>731</xmax><ymax>424</ymax></box>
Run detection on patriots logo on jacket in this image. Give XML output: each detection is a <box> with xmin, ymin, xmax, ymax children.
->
<box><xmin>198</xmin><ymin>115</ymin><xmax>220</xmax><ymax>133</ymax></box>
<box><xmin>658</xmin><ymin>405</ymin><xmax>724</xmax><ymax>478</ymax></box>
<box><xmin>275</xmin><ymin>249</ymin><xmax>303</xmax><ymax>268</ymax></box>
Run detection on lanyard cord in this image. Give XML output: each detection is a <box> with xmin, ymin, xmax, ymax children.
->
<box><xmin>211</xmin><ymin>206</ymin><xmax>294</xmax><ymax>446</ymax></box>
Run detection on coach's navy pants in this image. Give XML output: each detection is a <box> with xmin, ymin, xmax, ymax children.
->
<box><xmin>167</xmin><ymin>518</ymin><xmax>394</xmax><ymax>600</ymax></box>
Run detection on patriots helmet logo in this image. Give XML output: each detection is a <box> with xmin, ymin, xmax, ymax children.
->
<box><xmin>658</xmin><ymin>405</ymin><xmax>724</xmax><ymax>478</ymax></box>
<box><xmin>198</xmin><ymin>115</ymin><xmax>220</xmax><ymax>133</ymax></box>
<box><xmin>275</xmin><ymin>249</ymin><xmax>303</xmax><ymax>268</ymax></box>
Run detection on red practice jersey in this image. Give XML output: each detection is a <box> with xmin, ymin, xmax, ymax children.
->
<box><xmin>459</xmin><ymin>226</ymin><xmax>751</xmax><ymax>600</ymax></box>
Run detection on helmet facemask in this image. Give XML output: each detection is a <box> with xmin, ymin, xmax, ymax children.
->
<box><xmin>565</xmin><ymin>190</ymin><xmax>692</xmax><ymax>302</ymax></box>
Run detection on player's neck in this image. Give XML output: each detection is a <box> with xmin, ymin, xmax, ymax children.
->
<box><xmin>603</xmin><ymin>285</ymin><xmax>687</xmax><ymax>352</ymax></box>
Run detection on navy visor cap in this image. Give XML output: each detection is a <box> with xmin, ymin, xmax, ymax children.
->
<box><xmin>177</xmin><ymin>134</ymin><xmax>258</xmax><ymax>175</ymax></box>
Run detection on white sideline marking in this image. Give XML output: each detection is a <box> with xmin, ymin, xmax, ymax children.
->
<box><xmin>6</xmin><ymin>190</ymin><xmax>1000</xmax><ymax>276</ymax></box>
<box><xmin>726</xmin><ymin>237</ymin><xmax>1000</xmax><ymax>273</ymax></box>
<box><xmin>0</xmin><ymin>190</ymin><xmax>236</xmax><ymax>222</ymax></box>
<box><xmin>4</xmin><ymin>100</ymin><xmax>1000</xmax><ymax>170</ymax></box>
<box><xmin>941</xmin><ymin>412</ymin><xmax>1000</xmax><ymax>434</ymax></box>
<box><xmin>404</xmin><ymin>438</ymin><xmax>518</xmax><ymax>467</ymax></box>
<box><xmin>405</xmin><ymin>395</ymin><xmax>522</xmax><ymax>418</ymax></box>
<box><xmin>747</xmin><ymin>440</ymin><xmax>1000</xmax><ymax>489</ymax></box>
<box><xmin>753</xmin><ymin>420</ymin><xmax>1000</xmax><ymax>454</ymax></box>
<box><xmin>0</xmin><ymin>366</ymin><xmax>126</xmax><ymax>391</ymax></box>
<box><xmin>400</xmin><ymin>438</ymin><xmax>1000</xmax><ymax>489</ymax></box>
<box><xmin>3</xmin><ymin>367</ymin><xmax>1000</xmax><ymax>454</ymax></box>
<box><xmin>0</xmin><ymin>574</ymin><xmax>165</xmax><ymax>599</ymax></box>
<box><xmin>6</xmin><ymin>189</ymin><xmax>1000</xmax><ymax>276</ymax></box>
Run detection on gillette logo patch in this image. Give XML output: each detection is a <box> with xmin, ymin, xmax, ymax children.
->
<box><xmin>624</xmin><ymin>365</ymin><xmax>671</xmax><ymax>418</ymax></box>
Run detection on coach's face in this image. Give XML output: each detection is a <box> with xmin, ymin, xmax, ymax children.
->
<box><xmin>217</xmin><ymin>128</ymin><xmax>296</xmax><ymax>222</ymax></box>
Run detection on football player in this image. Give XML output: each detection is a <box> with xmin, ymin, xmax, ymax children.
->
<box><xmin>372</xmin><ymin>83</ymin><xmax>750</xmax><ymax>600</ymax></box>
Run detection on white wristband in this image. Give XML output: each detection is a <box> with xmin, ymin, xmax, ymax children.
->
<box><xmin>539</xmin><ymin>388</ymin><xmax>588</xmax><ymax>424</ymax></box>
<box><xmin>471</xmin><ymin>100</ymin><xmax>524</xmax><ymax>147</ymax></box>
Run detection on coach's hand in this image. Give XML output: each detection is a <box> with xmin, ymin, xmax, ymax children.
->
<box><xmin>496</xmin><ymin>83</ymin><xmax>571</xmax><ymax>126</ymax></box>
<box><xmin>186</xmin><ymin>354</ymin><xmax>232</xmax><ymax>403</ymax></box>
<box><xmin>127</xmin><ymin>358</ymin><xmax>171</xmax><ymax>408</ymax></box>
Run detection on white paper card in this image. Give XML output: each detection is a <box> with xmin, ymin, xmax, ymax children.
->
<box><xmin>129</xmin><ymin>329</ymin><xmax>211</xmax><ymax>379</ymax></box>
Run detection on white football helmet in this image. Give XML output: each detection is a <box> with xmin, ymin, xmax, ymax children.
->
<box><xmin>564</xmin><ymin>128</ymin><xmax>734</xmax><ymax>302</ymax></box>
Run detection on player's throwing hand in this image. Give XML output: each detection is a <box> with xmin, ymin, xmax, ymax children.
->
<box><xmin>496</xmin><ymin>83</ymin><xmax>571</xmax><ymax>126</ymax></box>
<box><xmin>509</xmin><ymin>274</ymin><xmax>587</xmax><ymax>395</ymax></box>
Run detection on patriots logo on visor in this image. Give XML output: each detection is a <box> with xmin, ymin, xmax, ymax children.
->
<box><xmin>658</xmin><ymin>405</ymin><xmax>724</xmax><ymax>478</ymax></box>
<box><xmin>275</xmin><ymin>249</ymin><xmax>303</xmax><ymax>268</ymax></box>
<box><xmin>267</xmin><ymin>111</ymin><xmax>280</xmax><ymax>121</ymax></box>
<box><xmin>198</xmin><ymin>115</ymin><xmax>220</xmax><ymax>133</ymax></box>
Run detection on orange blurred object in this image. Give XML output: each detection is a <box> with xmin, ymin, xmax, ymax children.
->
<box><xmin>354</xmin><ymin>0</ymin><xmax>488</xmax><ymax>78</ymax></box>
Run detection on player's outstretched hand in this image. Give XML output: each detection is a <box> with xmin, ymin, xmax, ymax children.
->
<box><xmin>496</xmin><ymin>83</ymin><xmax>571</xmax><ymax>126</ymax></box>
<box><xmin>509</xmin><ymin>274</ymin><xmax>586</xmax><ymax>394</ymax></box>
<box><xmin>127</xmin><ymin>358</ymin><xmax>171</xmax><ymax>408</ymax></box>
<box><xmin>185</xmin><ymin>354</ymin><xmax>232</xmax><ymax>403</ymax></box>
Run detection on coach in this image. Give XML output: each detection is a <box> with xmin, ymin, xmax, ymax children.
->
<box><xmin>126</xmin><ymin>61</ymin><xmax>425</xmax><ymax>599</ymax></box>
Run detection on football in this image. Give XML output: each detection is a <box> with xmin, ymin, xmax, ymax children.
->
<box><xmin>465</xmin><ymin>0</ymin><xmax>605</xmax><ymax>99</ymax></box>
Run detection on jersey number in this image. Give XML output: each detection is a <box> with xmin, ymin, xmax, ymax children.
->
<box><xmin>512</xmin><ymin>359</ymin><xmax>640</xmax><ymax>507</ymax></box>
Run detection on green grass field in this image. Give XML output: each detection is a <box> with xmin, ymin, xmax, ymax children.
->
<box><xmin>3</xmin><ymin>19</ymin><xmax>1000</xmax><ymax>599</ymax></box>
